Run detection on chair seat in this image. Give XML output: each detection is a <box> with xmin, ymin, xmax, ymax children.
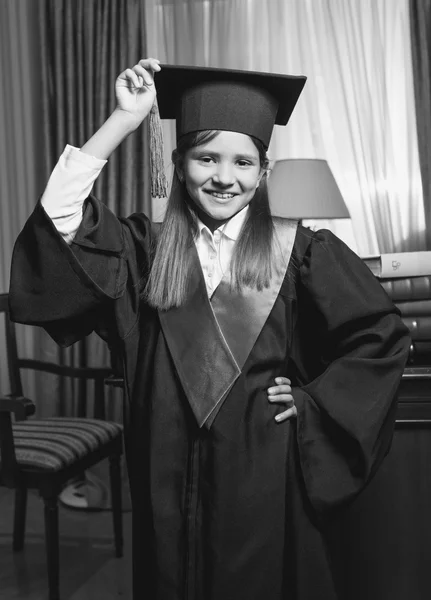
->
<box><xmin>1</xmin><ymin>418</ymin><xmax>123</xmax><ymax>472</ymax></box>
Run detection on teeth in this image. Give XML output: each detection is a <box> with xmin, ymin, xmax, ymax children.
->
<box><xmin>209</xmin><ymin>192</ymin><xmax>235</xmax><ymax>199</ymax></box>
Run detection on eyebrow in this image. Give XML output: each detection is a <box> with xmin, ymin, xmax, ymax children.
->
<box><xmin>191</xmin><ymin>150</ymin><xmax>258</xmax><ymax>161</ymax></box>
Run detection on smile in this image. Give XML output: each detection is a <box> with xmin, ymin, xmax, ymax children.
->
<box><xmin>205</xmin><ymin>191</ymin><xmax>237</xmax><ymax>199</ymax></box>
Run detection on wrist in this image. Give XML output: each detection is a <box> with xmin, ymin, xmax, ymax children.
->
<box><xmin>112</xmin><ymin>106</ymin><xmax>144</xmax><ymax>133</ymax></box>
<box><xmin>80</xmin><ymin>109</ymin><xmax>141</xmax><ymax>160</ymax></box>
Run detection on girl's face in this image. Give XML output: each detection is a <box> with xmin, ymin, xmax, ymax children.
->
<box><xmin>181</xmin><ymin>131</ymin><xmax>264</xmax><ymax>221</ymax></box>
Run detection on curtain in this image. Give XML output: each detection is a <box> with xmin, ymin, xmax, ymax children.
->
<box><xmin>35</xmin><ymin>0</ymin><xmax>150</xmax><ymax>419</ymax></box>
<box><xmin>409</xmin><ymin>0</ymin><xmax>431</xmax><ymax>250</ymax></box>
<box><xmin>145</xmin><ymin>0</ymin><xmax>425</xmax><ymax>256</ymax></box>
<box><xmin>1</xmin><ymin>0</ymin><xmax>150</xmax><ymax>418</ymax></box>
<box><xmin>0</xmin><ymin>0</ymin><xmax>44</xmax><ymax>412</ymax></box>
<box><xmin>39</xmin><ymin>0</ymin><xmax>151</xmax><ymax>218</ymax></box>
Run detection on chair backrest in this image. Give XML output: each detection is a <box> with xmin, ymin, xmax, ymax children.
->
<box><xmin>0</xmin><ymin>293</ymin><xmax>23</xmax><ymax>397</ymax></box>
<box><xmin>1</xmin><ymin>293</ymin><xmax>125</xmax><ymax>422</ymax></box>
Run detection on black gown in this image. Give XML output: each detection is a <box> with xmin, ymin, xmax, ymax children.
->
<box><xmin>9</xmin><ymin>197</ymin><xmax>411</xmax><ymax>600</ymax></box>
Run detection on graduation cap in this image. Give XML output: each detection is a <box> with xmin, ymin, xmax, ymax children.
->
<box><xmin>149</xmin><ymin>64</ymin><xmax>306</xmax><ymax>197</ymax></box>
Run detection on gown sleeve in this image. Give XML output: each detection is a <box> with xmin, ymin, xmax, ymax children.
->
<box><xmin>291</xmin><ymin>228</ymin><xmax>411</xmax><ymax>514</ymax></box>
<box><xmin>9</xmin><ymin>196</ymin><xmax>152</xmax><ymax>346</ymax></box>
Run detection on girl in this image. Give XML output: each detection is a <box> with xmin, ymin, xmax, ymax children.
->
<box><xmin>10</xmin><ymin>58</ymin><xmax>410</xmax><ymax>600</ymax></box>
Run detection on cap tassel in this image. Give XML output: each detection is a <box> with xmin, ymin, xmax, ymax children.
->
<box><xmin>149</xmin><ymin>97</ymin><xmax>168</xmax><ymax>198</ymax></box>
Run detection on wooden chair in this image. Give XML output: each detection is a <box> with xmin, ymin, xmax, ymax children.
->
<box><xmin>0</xmin><ymin>293</ymin><xmax>124</xmax><ymax>600</ymax></box>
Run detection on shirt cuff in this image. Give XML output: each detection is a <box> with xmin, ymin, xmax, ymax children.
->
<box><xmin>41</xmin><ymin>144</ymin><xmax>108</xmax><ymax>242</ymax></box>
<box><xmin>62</xmin><ymin>144</ymin><xmax>108</xmax><ymax>169</ymax></box>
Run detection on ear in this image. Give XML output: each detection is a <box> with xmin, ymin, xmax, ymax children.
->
<box><xmin>256</xmin><ymin>168</ymin><xmax>266</xmax><ymax>188</ymax></box>
<box><xmin>175</xmin><ymin>165</ymin><xmax>184</xmax><ymax>183</ymax></box>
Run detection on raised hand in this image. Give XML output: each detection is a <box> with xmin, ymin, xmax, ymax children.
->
<box><xmin>115</xmin><ymin>58</ymin><xmax>161</xmax><ymax>129</ymax></box>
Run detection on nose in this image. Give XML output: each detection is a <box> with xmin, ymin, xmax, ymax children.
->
<box><xmin>212</xmin><ymin>162</ymin><xmax>235</xmax><ymax>186</ymax></box>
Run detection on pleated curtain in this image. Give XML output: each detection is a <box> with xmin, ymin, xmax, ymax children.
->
<box><xmin>0</xmin><ymin>0</ymin><xmax>43</xmax><ymax>413</ymax></box>
<box><xmin>409</xmin><ymin>0</ymin><xmax>431</xmax><ymax>250</ymax></box>
<box><xmin>37</xmin><ymin>0</ymin><xmax>150</xmax><ymax>419</ymax></box>
<box><xmin>1</xmin><ymin>0</ymin><xmax>150</xmax><ymax>418</ymax></box>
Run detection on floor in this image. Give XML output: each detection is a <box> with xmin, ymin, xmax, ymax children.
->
<box><xmin>0</xmin><ymin>484</ymin><xmax>133</xmax><ymax>600</ymax></box>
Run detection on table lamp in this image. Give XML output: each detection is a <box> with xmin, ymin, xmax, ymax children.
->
<box><xmin>267</xmin><ymin>158</ymin><xmax>350</xmax><ymax>223</ymax></box>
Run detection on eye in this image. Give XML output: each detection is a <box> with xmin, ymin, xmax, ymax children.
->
<box><xmin>236</xmin><ymin>159</ymin><xmax>253</xmax><ymax>167</ymax></box>
<box><xmin>198</xmin><ymin>156</ymin><xmax>215</xmax><ymax>164</ymax></box>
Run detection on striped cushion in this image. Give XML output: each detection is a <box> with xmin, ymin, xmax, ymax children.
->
<box><xmin>1</xmin><ymin>418</ymin><xmax>122</xmax><ymax>472</ymax></box>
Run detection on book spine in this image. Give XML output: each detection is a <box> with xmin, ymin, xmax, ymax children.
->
<box><xmin>380</xmin><ymin>277</ymin><xmax>431</xmax><ymax>302</ymax></box>
<box><xmin>395</xmin><ymin>299</ymin><xmax>431</xmax><ymax>316</ymax></box>
<box><xmin>408</xmin><ymin>341</ymin><xmax>431</xmax><ymax>364</ymax></box>
<box><xmin>379</xmin><ymin>252</ymin><xmax>431</xmax><ymax>278</ymax></box>
<box><xmin>402</xmin><ymin>317</ymin><xmax>431</xmax><ymax>340</ymax></box>
<box><xmin>411</xmin><ymin>341</ymin><xmax>431</xmax><ymax>354</ymax></box>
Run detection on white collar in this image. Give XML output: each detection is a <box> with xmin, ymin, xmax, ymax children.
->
<box><xmin>196</xmin><ymin>204</ymin><xmax>249</xmax><ymax>241</ymax></box>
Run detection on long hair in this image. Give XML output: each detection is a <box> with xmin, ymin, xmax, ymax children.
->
<box><xmin>144</xmin><ymin>130</ymin><xmax>273</xmax><ymax>310</ymax></box>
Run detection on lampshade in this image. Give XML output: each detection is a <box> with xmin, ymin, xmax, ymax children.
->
<box><xmin>267</xmin><ymin>159</ymin><xmax>350</xmax><ymax>219</ymax></box>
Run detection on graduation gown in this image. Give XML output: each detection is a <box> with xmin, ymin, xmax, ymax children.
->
<box><xmin>9</xmin><ymin>197</ymin><xmax>411</xmax><ymax>600</ymax></box>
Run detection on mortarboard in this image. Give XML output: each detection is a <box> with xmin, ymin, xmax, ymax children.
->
<box><xmin>149</xmin><ymin>64</ymin><xmax>306</xmax><ymax>197</ymax></box>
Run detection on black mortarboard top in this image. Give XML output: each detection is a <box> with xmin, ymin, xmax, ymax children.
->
<box><xmin>156</xmin><ymin>64</ymin><xmax>306</xmax><ymax>147</ymax></box>
<box><xmin>149</xmin><ymin>64</ymin><xmax>306</xmax><ymax>197</ymax></box>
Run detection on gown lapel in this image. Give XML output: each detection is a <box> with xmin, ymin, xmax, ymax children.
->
<box><xmin>158</xmin><ymin>245</ymin><xmax>241</xmax><ymax>428</ymax></box>
<box><xmin>159</xmin><ymin>218</ymin><xmax>298</xmax><ymax>428</ymax></box>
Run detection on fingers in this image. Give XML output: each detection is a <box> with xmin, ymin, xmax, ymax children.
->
<box><xmin>139</xmin><ymin>57</ymin><xmax>161</xmax><ymax>73</ymax></box>
<box><xmin>267</xmin><ymin>377</ymin><xmax>296</xmax><ymax>423</ymax></box>
<box><xmin>132</xmin><ymin>65</ymin><xmax>150</xmax><ymax>88</ymax></box>
<box><xmin>268</xmin><ymin>394</ymin><xmax>293</xmax><ymax>405</ymax></box>
<box><xmin>119</xmin><ymin>58</ymin><xmax>161</xmax><ymax>90</ymax></box>
<box><xmin>136</xmin><ymin>58</ymin><xmax>161</xmax><ymax>86</ymax></box>
<box><xmin>267</xmin><ymin>377</ymin><xmax>291</xmax><ymax>398</ymax></box>
<box><xmin>123</xmin><ymin>68</ymin><xmax>142</xmax><ymax>90</ymax></box>
<box><xmin>271</xmin><ymin>376</ymin><xmax>291</xmax><ymax>387</ymax></box>
<box><xmin>268</xmin><ymin>387</ymin><xmax>291</xmax><ymax>398</ymax></box>
<box><xmin>275</xmin><ymin>405</ymin><xmax>298</xmax><ymax>423</ymax></box>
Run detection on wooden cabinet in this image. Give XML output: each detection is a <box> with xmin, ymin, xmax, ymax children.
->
<box><xmin>328</xmin><ymin>367</ymin><xmax>431</xmax><ymax>600</ymax></box>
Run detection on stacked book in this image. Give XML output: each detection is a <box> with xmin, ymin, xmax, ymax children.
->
<box><xmin>362</xmin><ymin>252</ymin><xmax>431</xmax><ymax>364</ymax></box>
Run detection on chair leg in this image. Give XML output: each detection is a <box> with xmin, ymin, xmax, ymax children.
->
<box><xmin>43</xmin><ymin>494</ymin><xmax>60</xmax><ymax>600</ymax></box>
<box><xmin>13</xmin><ymin>486</ymin><xmax>27</xmax><ymax>552</ymax></box>
<box><xmin>109</xmin><ymin>453</ymin><xmax>123</xmax><ymax>558</ymax></box>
